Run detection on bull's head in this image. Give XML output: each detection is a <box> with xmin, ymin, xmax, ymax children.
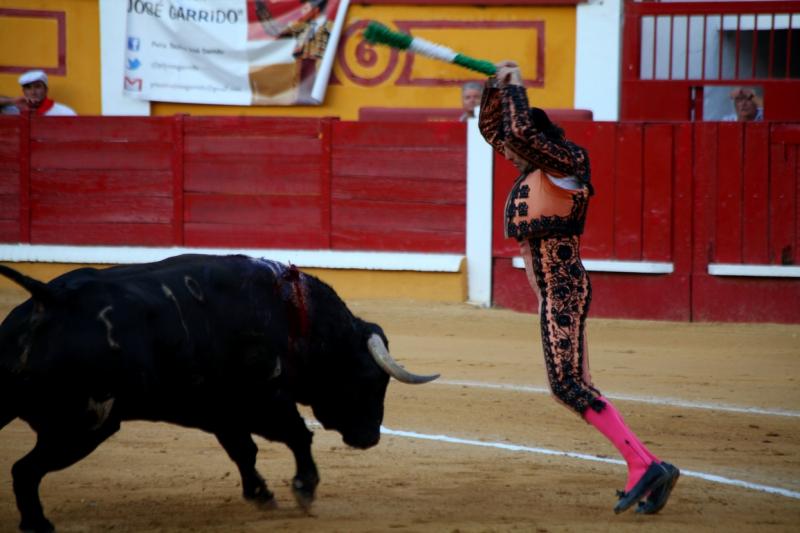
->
<box><xmin>307</xmin><ymin>320</ymin><xmax>439</xmax><ymax>449</ymax></box>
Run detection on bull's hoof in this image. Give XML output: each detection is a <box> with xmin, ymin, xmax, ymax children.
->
<box><xmin>19</xmin><ymin>517</ymin><xmax>55</xmax><ymax>533</ymax></box>
<box><xmin>291</xmin><ymin>478</ymin><xmax>316</xmax><ymax>513</ymax></box>
<box><xmin>244</xmin><ymin>484</ymin><xmax>277</xmax><ymax>509</ymax></box>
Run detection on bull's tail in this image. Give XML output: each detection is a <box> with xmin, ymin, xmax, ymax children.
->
<box><xmin>0</xmin><ymin>263</ymin><xmax>54</xmax><ymax>303</ymax></box>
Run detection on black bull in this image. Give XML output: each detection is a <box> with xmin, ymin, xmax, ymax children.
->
<box><xmin>0</xmin><ymin>254</ymin><xmax>438</xmax><ymax>532</ymax></box>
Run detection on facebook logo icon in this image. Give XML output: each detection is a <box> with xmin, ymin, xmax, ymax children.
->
<box><xmin>127</xmin><ymin>37</ymin><xmax>140</xmax><ymax>52</ymax></box>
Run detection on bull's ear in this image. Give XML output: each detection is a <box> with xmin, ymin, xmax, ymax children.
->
<box><xmin>0</xmin><ymin>264</ymin><xmax>56</xmax><ymax>304</ymax></box>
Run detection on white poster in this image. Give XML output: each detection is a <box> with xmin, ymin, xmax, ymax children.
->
<box><xmin>124</xmin><ymin>0</ymin><xmax>348</xmax><ymax>105</ymax></box>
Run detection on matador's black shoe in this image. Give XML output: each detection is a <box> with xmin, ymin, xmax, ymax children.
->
<box><xmin>613</xmin><ymin>462</ymin><xmax>672</xmax><ymax>514</ymax></box>
<box><xmin>635</xmin><ymin>462</ymin><xmax>680</xmax><ymax>515</ymax></box>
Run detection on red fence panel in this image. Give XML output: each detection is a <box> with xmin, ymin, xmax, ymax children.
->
<box><xmin>572</xmin><ymin>122</ymin><xmax>616</xmax><ymax>258</ymax></box>
<box><xmin>0</xmin><ymin>115</ymin><xmax>796</xmax><ymax>322</ymax></box>
<box><xmin>330</xmin><ymin>121</ymin><xmax>466</xmax><ymax>252</ymax></box>
<box><xmin>0</xmin><ymin>117</ymin><xmax>21</xmax><ymax>242</ymax></box>
<box><xmin>182</xmin><ymin>116</ymin><xmax>331</xmax><ymax>249</ymax></box>
<box><xmin>28</xmin><ymin>117</ymin><xmax>174</xmax><ymax>246</ymax></box>
<box><xmin>742</xmin><ymin>123</ymin><xmax>770</xmax><ymax>263</ymax></box>
<box><xmin>692</xmin><ymin>122</ymin><xmax>799</xmax><ymax>322</ymax></box>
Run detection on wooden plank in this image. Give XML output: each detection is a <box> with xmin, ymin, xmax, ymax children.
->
<box><xmin>0</xmin><ymin>117</ymin><xmax>20</xmax><ymax>140</ymax></box>
<box><xmin>692</xmin><ymin>122</ymin><xmax>718</xmax><ymax>275</ymax></box>
<box><xmin>31</xmin><ymin>223</ymin><xmax>173</xmax><ymax>246</ymax></box>
<box><xmin>770</xmin><ymin>123</ymin><xmax>800</xmax><ymax>144</ymax></box>
<box><xmin>742</xmin><ymin>123</ymin><xmax>770</xmax><ymax>263</ymax></box>
<box><xmin>332</xmin><ymin>176</ymin><xmax>466</xmax><ymax>205</ymax></box>
<box><xmin>613</xmin><ymin>123</ymin><xmax>643</xmax><ymax>260</ymax></box>
<box><xmin>31</xmin><ymin>170</ymin><xmax>172</xmax><ymax>195</ymax></box>
<box><xmin>32</xmin><ymin>194</ymin><xmax>173</xmax><ymax>224</ymax></box>
<box><xmin>0</xmin><ymin>194</ymin><xmax>19</xmax><ymax>219</ymax></box>
<box><xmin>18</xmin><ymin>114</ymin><xmax>29</xmax><ymax>243</ymax></box>
<box><xmin>332</xmin><ymin>200</ymin><xmax>465</xmax><ymax>233</ymax></box>
<box><xmin>0</xmin><ymin>139</ymin><xmax>20</xmax><ymax>162</ymax></box>
<box><xmin>184</xmin><ymin>223</ymin><xmax>329</xmax><ymax>249</ymax></box>
<box><xmin>672</xmin><ymin>123</ymin><xmax>694</xmax><ymax>277</ymax></box>
<box><xmin>0</xmin><ymin>220</ymin><xmax>19</xmax><ymax>243</ymax></box>
<box><xmin>642</xmin><ymin>124</ymin><xmax>673</xmax><ymax>261</ymax></box>
<box><xmin>184</xmin><ymin>193</ymin><xmax>324</xmax><ymax>226</ymax></box>
<box><xmin>715</xmin><ymin>122</ymin><xmax>744</xmax><ymax>263</ymax></box>
<box><xmin>692</xmin><ymin>275</ymin><xmax>800</xmax><ymax>323</ymax></box>
<box><xmin>797</xmin><ymin>144</ymin><xmax>800</xmax><ymax>267</ymax></box>
<box><xmin>0</xmin><ymin>170</ymin><xmax>18</xmax><ymax>194</ymax></box>
<box><xmin>333</xmin><ymin>121</ymin><xmax>465</xmax><ymax>147</ymax></box>
<box><xmin>571</xmin><ymin>122</ymin><xmax>616</xmax><ymax>258</ymax></box>
<box><xmin>31</xmin><ymin>141</ymin><xmax>172</xmax><ymax>170</ymax></box>
<box><xmin>320</xmin><ymin>118</ymin><xmax>333</xmax><ymax>249</ymax></box>
<box><xmin>184</xmin><ymin>158</ymin><xmax>322</xmax><ymax>193</ymax></box>
<box><xmin>185</xmin><ymin>117</ymin><xmax>322</xmax><ymax>138</ymax></box>
<box><xmin>333</xmin><ymin>148</ymin><xmax>465</xmax><ymax>180</ymax></box>
<box><xmin>184</xmin><ymin>136</ymin><xmax>323</xmax><ymax>156</ymax></box>
<box><xmin>0</xmin><ymin>155</ymin><xmax>20</xmax><ymax>172</ymax></box>
<box><xmin>172</xmin><ymin>115</ymin><xmax>185</xmax><ymax>246</ymax></box>
<box><xmin>769</xmin><ymin>141</ymin><xmax>797</xmax><ymax>264</ymax></box>
<box><xmin>331</xmin><ymin>227</ymin><xmax>464</xmax><ymax>253</ymax></box>
<box><xmin>30</xmin><ymin>116</ymin><xmax>174</xmax><ymax>142</ymax></box>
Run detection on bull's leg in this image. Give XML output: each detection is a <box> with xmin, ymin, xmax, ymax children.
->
<box><xmin>214</xmin><ymin>431</ymin><xmax>276</xmax><ymax>507</ymax></box>
<box><xmin>252</xmin><ymin>398</ymin><xmax>319</xmax><ymax>511</ymax></box>
<box><xmin>0</xmin><ymin>379</ymin><xmax>16</xmax><ymax>431</ymax></box>
<box><xmin>12</xmin><ymin>419</ymin><xmax>119</xmax><ymax>533</ymax></box>
<box><xmin>284</xmin><ymin>423</ymin><xmax>319</xmax><ymax>511</ymax></box>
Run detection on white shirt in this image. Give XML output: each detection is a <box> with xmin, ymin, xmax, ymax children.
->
<box><xmin>44</xmin><ymin>102</ymin><xmax>77</xmax><ymax>116</ymax></box>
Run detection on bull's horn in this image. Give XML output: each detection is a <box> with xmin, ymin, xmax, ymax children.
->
<box><xmin>0</xmin><ymin>264</ymin><xmax>54</xmax><ymax>304</ymax></box>
<box><xmin>367</xmin><ymin>333</ymin><xmax>439</xmax><ymax>384</ymax></box>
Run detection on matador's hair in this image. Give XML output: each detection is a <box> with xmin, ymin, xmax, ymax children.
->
<box><xmin>529</xmin><ymin>107</ymin><xmax>565</xmax><ymax>141</ymax></box>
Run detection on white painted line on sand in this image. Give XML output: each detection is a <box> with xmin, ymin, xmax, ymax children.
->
<box><xmin>436</xmin><ymin>379</ymin><xmax>800</xmax><ymax>418</ymax></box>
<box><xmin>380</xmin><ymin>427</ymin><xmax>800</xmax><ymax>501</ymax></box>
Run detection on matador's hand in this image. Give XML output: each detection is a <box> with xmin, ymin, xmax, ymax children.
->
<box><xmin>494</xmin><ymin>61</ymin><xmax>523</xmax><ymax>86</ymax></box>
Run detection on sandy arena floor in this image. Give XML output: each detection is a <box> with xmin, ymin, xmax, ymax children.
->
<box><xmin>1</xmin><ymin>288</ymin><xmax>799</xmax><ymax>532</ymax></box>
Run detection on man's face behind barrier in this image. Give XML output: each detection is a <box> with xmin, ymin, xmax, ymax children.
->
<box><xmin>22</xmin><ymin>81</ymin><xmax>48</xmax><ymax>108</ymax></box>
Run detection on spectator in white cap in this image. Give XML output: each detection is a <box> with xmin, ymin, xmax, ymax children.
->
<box><xmin>0</xmin><ymin>69</ymin><xmax>76</xmax><ymax>116</ymax></box>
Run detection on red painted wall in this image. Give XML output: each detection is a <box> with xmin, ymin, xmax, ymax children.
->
<box><xmin>0</xmin><ymin>115</ymin><xmax>797</xmax><ymax>323</ymax></box>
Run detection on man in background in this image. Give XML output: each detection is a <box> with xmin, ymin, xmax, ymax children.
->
<box><xmin>722</xmin><ymin>87</ymin><xmax>763</xmax><ymax>122</ymax></box>
<box><xmin>0</xmin><ymin>70</ymin><xmax>77</xmax><ymax>116</ymax></box>
<box><xmin>459</xmin><ymin>81</ymin><xmax>483</xmax><ymax>121</ymax></box>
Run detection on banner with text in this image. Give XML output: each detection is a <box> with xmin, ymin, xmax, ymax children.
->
<box><xmin>124</xmin><ymin>0</ymin><xmax>348</xmax><ymax>105</ymax></box>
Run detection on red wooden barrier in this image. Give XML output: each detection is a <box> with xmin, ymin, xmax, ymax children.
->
<box><xmin>331</xmin><ymin>121</ymin><xmax>466</xmax><ymax>252</ymax></box>
<box><xmin>0</xmin><ymin>115</ymin><xmax>797</xmax><ymax>322</ymax></box>
<box><xmin>0</xmin><ymin>118</ymin><xmax>21</xmax><ymax>243</ymax></box>
<box><xmin>691</xmin><ymin>122</ymin><xmax>799</xmax><ymax>322</ymax></box>
<box><xmin>28</xmin><ymin>116</ymin><xmax>175</xmax><ymax>246</ymax></box>
<box><xmin>182</xmin><ymin>116</ymin><xmax>332</xmax><ymax>249</ymax></box>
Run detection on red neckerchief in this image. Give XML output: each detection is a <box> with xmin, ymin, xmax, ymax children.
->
<box><xmin>35</xmin><ymin>98</ymin><xmax>55</xmax><ymax>115</ymax></box>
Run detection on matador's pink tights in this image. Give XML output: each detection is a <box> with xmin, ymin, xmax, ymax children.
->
<box><xmin>583</xmin><ymin>396</ymin><xmax>660</xmax><ymax>491</ymax></box>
